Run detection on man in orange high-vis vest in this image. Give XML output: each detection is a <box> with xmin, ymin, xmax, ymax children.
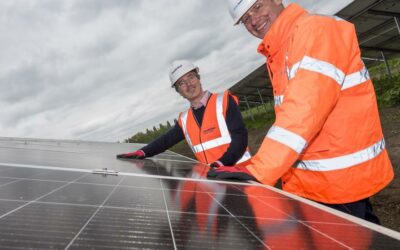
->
<box><xmin>117</xmin><ymin>60</ymin><xmax>252</xmax><ymax>170</ymax></box>
<box><xmin>210</xmin><ymin>0</ymin><xmax>394</xmax><ymax>223</ymax></box>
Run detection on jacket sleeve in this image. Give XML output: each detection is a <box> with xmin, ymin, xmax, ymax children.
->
<box><xmin>217</xmin><ymin>94</ymin><xmax>248</xmax><ymax>165</ymax></box>
<box><xmin>141</xmin><ymin>121</ymin><xmax>185</xmax><ymax>157</ymax></box>
<box><xmin>248</xmin><ymin>17</ymin><xmax>352</xmax><ymax>184</ymax></box>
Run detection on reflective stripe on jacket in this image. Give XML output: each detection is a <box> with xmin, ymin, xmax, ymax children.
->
<box><xmin>178</xmin><ymin>91</ymin><xmax>251</xmax><ymax>165</ymax></box>
<box><xmin>248</xmin><ymin>4</ymin><xmax>393</xmax><ymax>203</ymax></box>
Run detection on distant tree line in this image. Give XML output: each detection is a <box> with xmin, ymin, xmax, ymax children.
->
<box><xmin>125</xmin><ymin>120</ymin><xmax>175</xmax><ymax>143</ymax></box>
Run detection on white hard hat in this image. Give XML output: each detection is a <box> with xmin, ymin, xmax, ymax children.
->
<box><xmin>227</xmin><ymin>0</ymin><xmax>257</xmax><ymax>25</ymax></box>
<box><xmin>169</xmin><ymin>60</ymin><xmax>199</xmax><ymax>87</ymax></box>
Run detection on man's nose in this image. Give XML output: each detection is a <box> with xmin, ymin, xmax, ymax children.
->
<box><xmin>250</xmin><ymin>15</ymin><xmax>258</xmax><ymax>27</ymax></box>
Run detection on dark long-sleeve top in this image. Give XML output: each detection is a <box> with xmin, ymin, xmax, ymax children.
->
<box><xmin>141</xmin><ymin>94</ymin><xmax>248</xmax><ymax>165</ymax></box>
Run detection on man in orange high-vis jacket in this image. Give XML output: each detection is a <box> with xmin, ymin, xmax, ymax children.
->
<box><xmin>117</xmin><ymin>60</ymin><xmax>252</xmax><ymax>170</ymax></box>
<box><xmin>210</xmin><ymin>0</ymin><xmax>394</xmax><ymax>223</ymax></box>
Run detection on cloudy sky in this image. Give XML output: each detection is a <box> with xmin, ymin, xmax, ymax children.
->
<box><xmin>0</xmin><ymin>0</ymin><xmax>353</xmax><ymax>142</ymax></box>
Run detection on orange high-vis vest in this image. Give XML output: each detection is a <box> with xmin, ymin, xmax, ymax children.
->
<box><xmin>178</xmin><ymin>91</ymin><xmax>251</xmax><ymax>165</ymax></box>
<box><xmin>248</xmin><ymin>4</ymin><xmax>393</xmax><ymax>204</ymax></box>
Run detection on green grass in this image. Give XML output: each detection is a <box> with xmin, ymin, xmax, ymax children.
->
<box><xmin>368</xmin><ymin>58</ymin><xmax>400</xmax><ymax>79</ymax></box>
<box><xmin>242</xmin><ymin>103</ymin><xmax>275</xmax><ymax>129</ymax></box>
<box><xmin>374</xmin><ymin>74</ymin><xmax>400</xmax><ymax>108</ymax></box>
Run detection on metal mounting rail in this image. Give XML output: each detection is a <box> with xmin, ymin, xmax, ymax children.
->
<box><xmin>92</xmin><ymin>168</ymin><xmax>119</xmax><ymax>176</ymax></box>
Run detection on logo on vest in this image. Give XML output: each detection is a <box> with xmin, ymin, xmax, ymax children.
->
<box><xmin>203</xmin><ymin>127</ymin><xmax>216</xmax><ymax>135</ymax></box>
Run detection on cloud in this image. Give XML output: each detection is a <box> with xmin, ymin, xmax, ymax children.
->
<box><xmin>0</xmin><ymin>0</ymin><xmax>353</xmax><ymax>142</ymax></box>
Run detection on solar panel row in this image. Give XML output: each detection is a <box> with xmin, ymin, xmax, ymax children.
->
<box><xmin>0</xmin><ymin>138</ymin><xmax>399</xmax><ymax>249</ymax></box>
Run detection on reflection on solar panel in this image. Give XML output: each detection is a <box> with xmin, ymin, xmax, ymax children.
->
<box><xmin>0</xmin><ymin>137</ymin><xmax>399</xmax><ymax>249</ymax></box>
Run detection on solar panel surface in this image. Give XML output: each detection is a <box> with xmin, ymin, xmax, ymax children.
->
<box><xmin>0</xmin><ymin>137</ymin><xmax>399</xmax><ymax>249</ymax></box>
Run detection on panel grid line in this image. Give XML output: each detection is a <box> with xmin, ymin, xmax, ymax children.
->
<box><xmin>0</xmin><ymin>172</ymin><xmax>90</xmax><ymax>221</ymax></box>
<box><xmin>1</xmin><ymin>176</ymin><xmax>167</xmax><ymax>190</ymax></box>
<box><xmin>253</xmin><ymin>195</ymin><xmax>353</xmax><ymax>249</ymax></box>
<box><xmin>0</xmin><ymin>197</ymin><xmax>373</xmax><ymax>229</ymax></box>
<box><xmin>65</xmin><ymin>176</ymin><xmax>126</xmax><ymax>249</ymax></box>
<box><xmin>0</xmin><ymin>179</ymin><xmax>22</xmax><ymax>188</ymax></box>
<box><xmin>203</xmin><ymin>191</ymin><xmax>271</xmax><ymax>249</ymax></box>
<box><xmin>164</xmin><ymin>150</ymin><xmax>198</xmax><ymax>162</ymax></box>
<box><xmin>0</xmin><ymin>162</ymin><xmax>260</xmax><ymax>187</ymax></box>
<box><xmin>160</xmin><ymin>179</ymin><xmax>178</xmax><ymax>250</ymax></box>
<box><xmin>0</xmin><ymin>166</ymin><xmax>77</xmax><ymax>188</ymax></box>
<box><xmin>253</xmin><ymin>182</ymin><xmax>400</xmax><ymax>240</ymax></box>
<box><xmin>152</xmin><ymin>158</ymin><xmax>196</xmax><ymax>163</ymax></box>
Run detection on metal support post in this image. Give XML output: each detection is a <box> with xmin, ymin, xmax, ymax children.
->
<box><xmin>381</xmin><ymin>51</ymin><xmax>392</xmax><ymax>78</ymax></box>
<box><xmin>257</xmin><ymin>88</ymin><xmax>269</xmax><ymax>114</ymax></box>
<box><xmin>244</xmin><ymin>96</ymin><xmax>254</xmax><ymax>121</ymax></box>
<box><xmin>395</xmin><ymin>17</ymin><xmax>400</xmax><ymax>35</ymax></box>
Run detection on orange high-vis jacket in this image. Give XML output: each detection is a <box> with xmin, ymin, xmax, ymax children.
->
<box><xmin>178</xmin><ymin>91</ymin><xmax>251</xmax><ymax>166</ymax></box>
<box><xmin>247</xmin><ymin>4</ymin><xmax>393</xmax><ymax>204</ymax></box>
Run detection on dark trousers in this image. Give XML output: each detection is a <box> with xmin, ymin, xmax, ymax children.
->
<box><xmin>321</xmin><ymin>198</ymin><xmax>381</xmax><ymax>225</ymax></box>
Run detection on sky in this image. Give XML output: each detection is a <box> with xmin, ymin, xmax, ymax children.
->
<box><xmin>0</xmin><ymin>0</ymin><xmax>353</xmax><ymax>142</ymax></box>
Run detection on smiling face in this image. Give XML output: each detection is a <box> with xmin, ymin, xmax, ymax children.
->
<box><xmin>175</xmin><ymin>71</ymin><xmax>203</xmax><ymax>103</ymax></box>
<box><xmin>241</xmin><ymin>0</ymin><xmax>284</xmax><ymax>39</ymax></box>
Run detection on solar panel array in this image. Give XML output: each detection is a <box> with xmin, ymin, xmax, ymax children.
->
<box><xmin>0</xmin><ymin>137</ymin><xmax>399</xmax><ymax>249</ymax></box>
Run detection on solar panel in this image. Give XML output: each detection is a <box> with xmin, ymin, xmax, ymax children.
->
<box><xmin>0</xmin><ymin>137</ymin><xmax>399</xmax><ymax>249</ymax></box>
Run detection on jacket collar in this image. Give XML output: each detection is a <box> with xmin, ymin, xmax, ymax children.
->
<box><xmin>191</xmin><ymin>90</ymin><xmax>211</xmax><ymax>110</ymax></box>
<box><xmin>257</xmin><ymin>3</ymin><xmax>307</xmax><ymax>58</ymax></box>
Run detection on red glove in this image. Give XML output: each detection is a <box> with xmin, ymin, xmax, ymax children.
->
<box><xmin>209</xmin><ymin>161</ymin><xmax>223</xmax><ymax>169</ymax></box>
<box><xmin>207</xmin><ymin>165</ymin><xmax>257</xmax><ymax>181</ymax></box>
<box><xmin>116</xmin><ymin>150</ymin><xmax>145</xmax><ymax>159</ymax></box>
